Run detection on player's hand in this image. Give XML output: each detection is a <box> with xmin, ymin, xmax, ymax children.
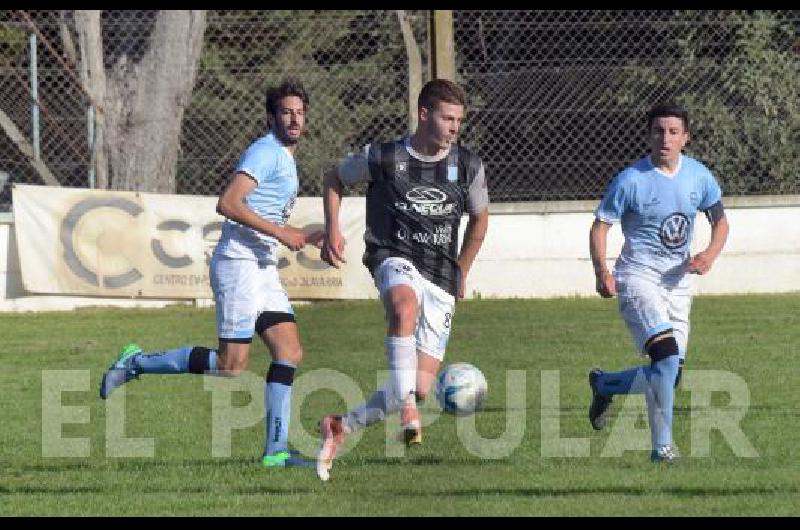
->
<box><xmin>595</xmin><ymin>270</ymin><xmax>616</xmax><ymax>298</ymax></box>
<box><xmin>305</xmin><ymin>230</ymin><xmax>325</xmax><ymax>249</ymax></box>
<box><xmin>277</xmin><ymin>225</ymin><xmax>308</xmax><ymax>252</ymax></box>
<box><xmin>687</xmin><ymin>252</ymin><xmax>714</xmax><ymax>275</ymax></box>
<box><xmin>321</xmin><ymin>229</ymin><xmax>346</xmax><ymax>268</ymax></box>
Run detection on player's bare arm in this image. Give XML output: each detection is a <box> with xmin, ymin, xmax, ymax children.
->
<box><xmin>457</xmin><ymin>208</ymin><xmax>489</xmax><ymax>299</ymax></box>
<box><xmin>217</xmin><ymin>171</ymin><xmax>309</xmax><ymax>251</ymax></box>
<box><xmin>321</xmin><ymin>167</ymin><xmax>347</xmax><ymax>268</ymax></box>
<box><xmin>590</xmin><ymin>218</ymin><xmax>616</xmax><ymax>298</ymax></box>
<box><xmin>689</xmin><ymin>204</ymin><xmax>729</xmax><ymax>275</ymax></box>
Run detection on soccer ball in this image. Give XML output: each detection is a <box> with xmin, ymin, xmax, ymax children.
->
<box><xmin>435</xmin><ymin>362</ymin><xmax>488</xmax><ymax>415</ymax></box>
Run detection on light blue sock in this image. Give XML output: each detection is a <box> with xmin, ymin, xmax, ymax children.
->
<box><xmin>649</xmin><ymin>355</ymin><xmax>679</xmax><ymax>448</ymax></box>
<box><xmin>264</xmin><ymin>360</ymin><xmax>296</xmax><ymax>456</ymax></box>
<box><xmin>134</xmin><ymin>346</ymin><xmax>217</xmax><ymax>375</ymax></box>
<box><xmin>595</xmin><ymin>366</ymin><xmax>649</xmax><ymax>396</ymax></box>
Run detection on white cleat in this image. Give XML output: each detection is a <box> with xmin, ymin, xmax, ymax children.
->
<box><xmin>317</xmin><ymin>415</ymin><xmax>345</xmax><ymax>482</ymax></box>
<box><xmin>400</xmin><ymin>399</ymin><xmax>422</xmax><ymax>447</ymax></box>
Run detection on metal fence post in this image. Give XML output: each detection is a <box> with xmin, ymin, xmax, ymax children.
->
<box><xmin>29</xmin><ymin>32</ymin><xmax>40</xmax><ymax>162</ymax></box>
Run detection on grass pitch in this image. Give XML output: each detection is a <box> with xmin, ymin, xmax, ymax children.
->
<box><xmin>1</xmin><ymin>294</ymin><xmax>798</xmax><ymax>515</ymax></box>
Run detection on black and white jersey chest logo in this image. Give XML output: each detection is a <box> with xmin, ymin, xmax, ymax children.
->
<box><xmin>395</xmin><ymin>186</ymin><xmax>455</xmax><ymax>216</ymax></box>
<box><xmin>660</xmin><ymin>212</ymin><xmax>689</xmax><ymax>249</ymax></box>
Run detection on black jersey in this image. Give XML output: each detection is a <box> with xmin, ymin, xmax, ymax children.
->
<box><xmin>362</xmin><ymin>139</ymin><xmax>486</xmax><ymax>297</ymax></box>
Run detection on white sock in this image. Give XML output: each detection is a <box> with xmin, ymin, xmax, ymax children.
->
<box><xmin>342</xmin><ymin>383</ymin><xmax>402</xmax><ymax>433</ymax></box>
<box><xmin>385</xmin><ymin>335</ymin><xmax>417</xmax><ymax>406</ymax></box>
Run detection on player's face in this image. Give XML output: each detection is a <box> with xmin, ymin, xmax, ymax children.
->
<box><xmin>649</xmin><ymin>116</ymin><xmax>688</xmax><ymax>166</ymax></box>
<box><xmin>419</xmin><ymin>101</ymin><xmax>464</xmax><ymax>151</ymax></box>
<box><xmin>272</xmin><ymin>95</ymin><xmax>306</xmax><ymax>145</ymax></box>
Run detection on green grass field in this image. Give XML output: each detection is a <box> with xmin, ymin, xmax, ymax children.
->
<box><xmin>1</xmin><ymin>294</ymin><xmax>798</xmax><ymax>515</ymax></box>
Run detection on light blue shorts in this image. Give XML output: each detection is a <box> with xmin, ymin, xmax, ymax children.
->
<box><xmin>210</xmin><ymin>255</ymin><xmax>293</xmax><ymax>340</ymax></box>
<box><xmin>616</xmin><ymin>274</ymin><xmax>691</xmax><ymax>356</ymax></box>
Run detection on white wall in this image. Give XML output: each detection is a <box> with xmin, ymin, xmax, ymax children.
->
<box><xmin>466</xmin><ymin>197</ymin><xmax>800</xmax><ymax>298</ymax></box>
<box><xmin>2</xmin><ymin>195</ymin><xmax>799</xmax><ymax>311</ymax></box>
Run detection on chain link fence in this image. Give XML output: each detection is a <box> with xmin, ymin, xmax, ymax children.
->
<box><xmin>455</xmin><ymin>10</ymin><xmax>799</xmax><ymax>201</ymax></box>
<box><xmin>1</xmin><ymin>10</ymin><xmax>798</xmax><ymax>211</ymax></box>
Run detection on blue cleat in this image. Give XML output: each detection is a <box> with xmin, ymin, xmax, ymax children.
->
<box><xmin>589</xmin><ymin>368</ymin><xmax>613</xmax><ymax>430</ymax></box>
<box><xmin>261</xmin><ymin>449</ymin><xmax>315</xmax><ymax>468</ymax></box>
<box><xmin>99</xmin><ymin>343</ymin><xmax>142</xmax><ymax>399</ymax></box>
<box><xmin>650</xmin><ymin>445</ymin><xmax>678</xmax><ymax>464</ymax></box>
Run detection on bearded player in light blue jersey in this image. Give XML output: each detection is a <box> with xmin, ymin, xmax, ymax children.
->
<box><xmin>100</xmin><ymin>78</ymin><xmax>322</xmax><ymax>468</ymax></box>
<box><xmin>588</xmin><ymin>102</ymin><xmax>729</xmax><ymax>463</ymax></box>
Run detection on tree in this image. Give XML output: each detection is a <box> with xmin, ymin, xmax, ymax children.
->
<box><xmin>608</xmin><ymin>10</ymin><xmax>799</xmax><ymax>195</ymax></box>
<box><xmin>180</xmin><ymin>10</ymin><xmax>424</xmax><ymax>197</ymax></box>
<box><xmin>74</xmin><ymin>10</ymin><xmax>207</xmax><ymax>193</ymax></box>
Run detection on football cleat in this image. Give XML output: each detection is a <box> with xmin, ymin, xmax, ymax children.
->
<box><xmin>317</xmin><ymin>415</ymin><xmax>346</xmax><ymax>482</ymax></box>
<box><xmin>650</xmin><ymin>444</ymin><xmax>678</xmax><ymax>464</ymax></box>
<box><xmin>400</xmin><ymin>399</ymin><xmax>422</xmax><ymax>447</ymax></box>
<box><xmin>261</xmin><ymin>449</ymin><xmax>314</xmax><ymax>468</ymax></box>
<box><xmin>589</xmin><ymin>368</ymin><xmax>613</xmax><ymax>430</ymax></box>
<box><xmin>99</xmin><ymin>343</ymin><xmax>142</xmax><ymax>399</ymax></box>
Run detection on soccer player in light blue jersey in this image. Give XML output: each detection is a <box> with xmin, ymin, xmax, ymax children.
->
<box><xmin>99</xmin><ymin>78</ymin><xmax>323</xmax><ymax>468</ymax></box>
<box><xmin>588</xmin><ymin>102</ymin><xmax>730</xmax><ymax>463</ymax></box>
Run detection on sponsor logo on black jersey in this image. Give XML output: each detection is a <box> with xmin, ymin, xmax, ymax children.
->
<box><xmin>396</xmin><ymin>186</ymin><xmax>455</xmax><ymax>216</ymax></box>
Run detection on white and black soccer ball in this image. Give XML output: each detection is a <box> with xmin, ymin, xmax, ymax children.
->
<box><xmin>435</xmin><ymin>362</ymin><xmax>488</xmax><ymax>416</ymax></box>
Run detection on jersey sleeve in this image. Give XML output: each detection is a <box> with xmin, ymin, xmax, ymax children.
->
<box><xmin>698</xmin><ymin>165</ymin><xmax>723</xmax><ymax>210</ymax></box>
<box><xmin>235</xmin><ymin>142</ymin><xmax>278</xmax><ymax>185</ymax></box>
<box><xmin>466</xmin><ymin>161</ymin><xmax>490</xmax><ymax>214</ymax></box>
<box><xmin>338</xmin><ymin>144</ymin><xmax>372</xmax><ymax>186</ymax></box>
<box><xmin>594</xmin><ymin>172</ymin><xmax>629</xmax><ymax>224</ymax></box>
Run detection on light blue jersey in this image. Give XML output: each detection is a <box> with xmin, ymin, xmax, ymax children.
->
<box><xmin>214</xmin><ymin>132</ymin><xmax>299</xmax><ymax>262</ymax></box>
<box><xmin>595</xmin><ymin>154</ymin><xmax>722</xmax><ymax>285</ymax></box>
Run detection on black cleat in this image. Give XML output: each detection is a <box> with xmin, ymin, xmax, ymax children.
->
<box><xmin>589</xmin><ymin>368</ymin><xmax>613</xmax><ymax>430</ymax></box>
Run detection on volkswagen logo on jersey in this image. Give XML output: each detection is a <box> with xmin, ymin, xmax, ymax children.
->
<box><xmin>406</xmin><ymin>186</ymin><xmax>448</xmax><ymax>204</ymax></box>
<box><xmin>660</xmin><ymin>212</ymin><xmax>689</xmax><ymax>249</ymax></box>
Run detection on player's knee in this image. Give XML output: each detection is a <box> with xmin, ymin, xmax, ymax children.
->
<box><xmin>414</xmin><ymin>389</ymin><xmax>429</xmax><ymax>402</ymax></box>
<box><xmin>389</xmin><ymin>303</ymin><xmax>417</xmax><ymax>330</ymax></box>
<box><xmin>283</xmin><ymin>345</ymin><xmax>303</xmax><ymax>366</ymax></box>
<box><xmin>217</xmin><ymin>354</ymin><xmax>249</xmax><ymax>375</ymax></box>
<box><xmin>646</xmin><ymin>333</ymin><xmax>679</xmax><ymax>363</ymax></box>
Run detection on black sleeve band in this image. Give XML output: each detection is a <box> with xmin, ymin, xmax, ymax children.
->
<box><xmin>188</xmin><ymin>346</ymin><xmax>213</xmax><ymax>374</ymax></box>
<box><xmin>703</xmin><ymin>200</ymin><xmax>725</xmax><ymax>225</ymax></box>
<box><xmin>255</xmin><ymin>311</ymin><xmax>296</xmax><ymax>336</ymax></box>
<box><xmin>266</xmin><ymin>363</ymin><xmax>296</xmax><ymax>386</ymax></box>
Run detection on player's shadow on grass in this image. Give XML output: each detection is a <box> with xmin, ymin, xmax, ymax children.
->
<box><xmin>361</xmin><ymin>455</ymin><xmax>511</xmax><ymax>466</ymax></box>
<box><xmin>478</xmin><ymin>405</ymin><xmax>533</xmax><ymax>412</ymax></box>
<box><xmin>0</xmin><ymin>485</ymin><xmax>105</xmax><ymax>494</ymax></box>
<box><xmin>399</xmin><ymin>485</ymin><xmax>799</xmax><ymax>497</ymax></box>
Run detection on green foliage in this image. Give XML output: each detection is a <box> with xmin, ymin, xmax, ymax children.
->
<box><xmin>0</xmin><ymin>20</ymin><xmax>26</xmax><ymax>68</ymax></box>
<box><xmin>1</xmin><ymin>294</ymin><xmax>799</xmax><ymax>515</ymax></box>
<box><xmin>609</xmin><ymin>11</ymin><xmax>799</xmax><ymax>194</ymax></box>
<box><xmin>182</xmin><ymin>11</ymin><xmax>422</xmax><ymax>197</ymax></box>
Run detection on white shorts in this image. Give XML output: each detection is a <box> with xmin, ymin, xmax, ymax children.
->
<box><xmin>374</xmin><ymin>257</ymin><xmax>455</xmax><ymax>361</ymax></box>
<box><xmin>210</xmin><ymin>254</ymin><xmax>293</xmax><ymax>341</ymax></box>
<box><xmin>617</xmin><ymin>275</ymin><xmax>691</xmax><ymax>356</ymax></box>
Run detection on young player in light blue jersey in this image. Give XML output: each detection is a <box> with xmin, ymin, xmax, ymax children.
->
<box><xmin>99</xmin><ymin>78</ymin><xmax>323</xmax><ymax>468</ymax></box>
<box><xmin>588</xmin><ymin>102</ymin><xmax>729</xmax><ymax>463</ymax></box>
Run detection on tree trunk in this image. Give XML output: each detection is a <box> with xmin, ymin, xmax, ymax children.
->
<box><xmin>74</xmin><ymin>10</ymin><xmax>108</xmax><ymax>189</ymax></box>
<box><xmin>396</xmin><ymin>10</ymin><xmax>423</xmax><ymax>134</ymax></box>
<box><xmin>77</xmin><ymin>10</ymin><xmax>207</xmax><ymax>193</ymax></box>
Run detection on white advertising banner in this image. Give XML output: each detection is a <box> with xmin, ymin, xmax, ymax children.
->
<box><xmin>12</xmin><ymin>185</ymin><xmax>375</xmax><ymax>299</ymax></box>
